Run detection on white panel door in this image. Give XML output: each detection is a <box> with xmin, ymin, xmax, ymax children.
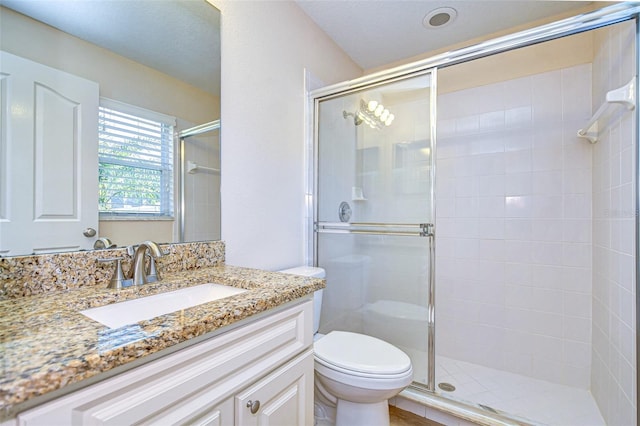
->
<box><xmin>0</xmin><ymin>51</ymin><xmax>99</xmax><ymax>255</ymax></box>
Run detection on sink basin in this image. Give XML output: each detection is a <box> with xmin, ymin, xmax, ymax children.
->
<box><xmin>81</xmin><ymin>283</ymin><xmax>247</xmax><ymax>328</ymax></box>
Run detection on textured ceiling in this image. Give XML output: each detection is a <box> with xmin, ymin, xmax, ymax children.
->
<box><xmin>296</xmin><ymin>0</ymin><xmax>596</xmax><ymax>70</ymax></box>
<box><xmin>0</xmin><ymin>0</ymin><xmax>221</xmax><ymax>95</ymax></box>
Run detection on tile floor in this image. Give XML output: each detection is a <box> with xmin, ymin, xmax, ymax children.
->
<box><xmin>434</xmin><ymin>356</ymin><xmax>606</xmax><ymax>426</ymax></box>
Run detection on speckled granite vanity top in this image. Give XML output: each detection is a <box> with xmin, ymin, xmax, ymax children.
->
<box><xmin>0</xmin><ymin>264</ymin><xmax>324</xmax><ymax>418</ymax></box>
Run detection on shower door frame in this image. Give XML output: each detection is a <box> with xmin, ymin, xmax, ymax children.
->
<box><xmin>313</xmin><ymin>67</ymin><xmax>439</xmax><ymax>391</ymax></box>
<box><xmin>176</xmin><ymin>119</ymin><xmax>220</xmax><ymax>243</ymax></box>
<box><xmin>309</xmin><ymin>1</ymin><xmax>640</xmax><ymax>406</ymax></box>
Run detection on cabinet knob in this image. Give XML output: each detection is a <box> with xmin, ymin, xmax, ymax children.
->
<box><xmin>246</xmin><ymin>400</ymin><xmax>260</xmax><ymax>414</ymax></box>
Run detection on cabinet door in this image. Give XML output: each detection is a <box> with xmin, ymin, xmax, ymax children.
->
<box><xmin>187</xmin><ymin>397</ymin><xmax>233</xmax><ymax>426</ymax></box>
<box><xmin>235</xmin><ymin>349</ymin><xmax>314</xmax><ymax>426</ymax></box>
<box><xmin>17</xmin><ymin>301</ymin><xmax>312</xmax><ymax>426</ymax></box>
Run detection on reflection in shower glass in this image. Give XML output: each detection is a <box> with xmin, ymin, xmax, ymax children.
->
<box><xmin>315</xmin><ymin>72</ymin><xmax>435</xmax><ymax>388</ymax></box>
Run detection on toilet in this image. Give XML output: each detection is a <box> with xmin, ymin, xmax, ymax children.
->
<box><xmin>279</xmin><ymin>266</ymin><xmax>413</xmax><ymax>426</ymax></box>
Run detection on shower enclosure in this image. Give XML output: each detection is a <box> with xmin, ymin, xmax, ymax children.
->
<box><xmin>312</xmin><ymin>4</ymin><xmax>638</xmax><ymax>426</ymax></box>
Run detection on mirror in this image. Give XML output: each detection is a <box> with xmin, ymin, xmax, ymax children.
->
<box><xmin>0</xmin><ymin>0</ymin><xmax>221</xmax><ymax>256</ymax></box>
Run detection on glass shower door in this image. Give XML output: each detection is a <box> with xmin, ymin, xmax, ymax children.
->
<box><xmin>314</xmin><ymin>71</ymin><xmax>435</xmax><ymax>389</ymax></box>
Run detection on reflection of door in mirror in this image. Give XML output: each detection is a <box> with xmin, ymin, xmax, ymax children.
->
<box><xmin>0</xmin><ymin>2</ymin><xmax>220</xmax><ymax>256</ymax></box>
<box><xmin>0</xmin><ymin>51</ymin><xmax>99</xmax><ymax>256</ymax></box>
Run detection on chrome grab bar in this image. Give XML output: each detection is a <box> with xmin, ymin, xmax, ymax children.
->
<box><xmin>316</xmin><ymin>222</ymin><xmax>434</xmax><ymax>237</ymax></box>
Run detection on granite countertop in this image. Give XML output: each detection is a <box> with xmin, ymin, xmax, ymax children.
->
<box><xmin>0</xmin><ymin>265</ymin><xmax>325</xmax><ymax>419</ymax></box>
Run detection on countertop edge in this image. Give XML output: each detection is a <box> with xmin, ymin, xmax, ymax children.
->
<box><xmin>0</xmin><ymin>264</ymin><xmax>325</xmax><ymax>420</ymax></box>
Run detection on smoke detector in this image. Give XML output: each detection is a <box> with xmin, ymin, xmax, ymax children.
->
<box><xmin>423</xmin><ymin>7</ymin><xmax>457</xmax><ymax>29</ymax></box>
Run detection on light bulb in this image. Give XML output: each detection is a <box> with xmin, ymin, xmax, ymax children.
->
<box><xmin>385</xmin><ymin>114</ymin><xmax>395</xmax><ymax>126</ymax></box>
<box><xmin>367</xmin><ymin>100</ymin><xmax>378</xmax><ymax>112</ymax></box>
<box><xmin>374</xmin><ymin>105</ymin><xmax>384</xmax><ymax>117</ymax></box>
<box><xmin>380</xmin><ymin>110</ymin><xmax>389</xmax><ymax>121</ymax></box>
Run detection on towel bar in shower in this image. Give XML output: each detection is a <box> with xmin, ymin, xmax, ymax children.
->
<box><xmin>577</xmin><ymin>77</ymin><xmax>636</xmax><ymax>144</ymax></box>
<box><xmin>316</xmin><ymin>222</ymin><xmax>433</xmax><ymax>237</ymax></box>
<box><xmin>186</xmin><ymin>160</ymin><xmax>220</xmax><ymax>174</ymax></box>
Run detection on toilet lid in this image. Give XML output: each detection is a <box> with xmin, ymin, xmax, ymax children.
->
<box><xmin>314</xmin><ymin>331</ymin><xmax>411</xmax><ymax>375</ymax></box>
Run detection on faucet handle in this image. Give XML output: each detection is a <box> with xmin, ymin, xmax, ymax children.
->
<box><xmin>96</xmin><ymin>257</ymin><xmax>131</xmax><ymax>289</ymax></box>
<box><xmin>145</xmin><ymin>253</ymin><xmax>160</xmax><ymax>283</ymax></box>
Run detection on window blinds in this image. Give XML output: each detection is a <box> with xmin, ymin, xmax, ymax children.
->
<box><xmin>98</xmin><ymin>100</ymin><xmax>175</xmax><ymax>218</ymax></box>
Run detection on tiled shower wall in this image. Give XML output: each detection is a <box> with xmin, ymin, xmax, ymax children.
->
<box><xmin>435</xmin><ymin>62</ymin><xmax>594</xmax><ymax>388</ymax></box>
<box><xmin>591</xmin><ymin>21</ymin><xmax>637</xmax><ymax>426</ymax></box>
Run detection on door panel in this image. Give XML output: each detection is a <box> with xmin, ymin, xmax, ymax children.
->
<box><xmin>315</xmin><ymin>71</ymin><xmax>435</xmax><ymax>387</ymax></box>
<box><xmin>0</xmin><ymin>51</ymin><xmax>99</xmax><ymax>255</ymax></box>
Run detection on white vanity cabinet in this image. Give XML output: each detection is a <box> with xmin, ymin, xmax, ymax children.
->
<box><xmin>16</xmin><ymin>299</ymin><xmax>314</xmax><ymax>426</ymax></box>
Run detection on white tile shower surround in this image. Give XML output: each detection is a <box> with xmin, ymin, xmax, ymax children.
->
<box><xmin>435</xmin><ymin>356</ymin><xmax>605</xmax><ymax>426</ymax></box>
<box><xmin>435</xmin><ymin>63</ymin><xmax>595</xmax><ymax>389</ymax></box>
<box><xmin>590</xmin><ymin>21</ymin><xmax>637</xmax><ymax>426</ymax></box>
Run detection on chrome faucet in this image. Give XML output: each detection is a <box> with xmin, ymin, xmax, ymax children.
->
<box><xmin>127</xmin><ymin>241</ymin><xmax>164</xmax><ymax>286</ymax></box>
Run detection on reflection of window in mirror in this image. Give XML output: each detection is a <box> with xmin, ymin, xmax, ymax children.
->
<box><xmin>98</xmin><ymin>99</ymin><xmax>176</xmax><ymax>220</ymax></box>
<box><xmin>393</xmin><ymin>140</ymin><xmax>431</xmax><ymax>195</ymax></box>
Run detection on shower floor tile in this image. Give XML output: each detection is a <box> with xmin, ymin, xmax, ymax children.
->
<box><xmin>434</xmin><ymin>356</ymin><xmax>606</xmax><ymax>426</ymax></box>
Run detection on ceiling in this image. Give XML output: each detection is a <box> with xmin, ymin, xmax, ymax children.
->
<box><xmin>1</xmin><ymin>1</ymin><xmax>610</xmax><ymax>95</ymax></box>
<box><xmin>295</xmin><ymin>1</ymin><xmax>598</xmax><ymax>70</ymax></box>
<box><xmin>0</xmin><ymin>0</ymin><xmax>221</xmax><ymax>95</ymax></box>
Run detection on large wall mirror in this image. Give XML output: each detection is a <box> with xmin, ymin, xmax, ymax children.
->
<box><xmin>0</xmin><ymin>0</ymin><xmax>221</xmax><ymax>257</ymax></box>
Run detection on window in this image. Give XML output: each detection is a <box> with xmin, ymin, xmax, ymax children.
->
<box><xmin>98</xmin><ymin>99</ymin><xmax>175</xmax><ymax>218</ymax></box>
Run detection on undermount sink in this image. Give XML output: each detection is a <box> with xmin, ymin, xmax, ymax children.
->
<box><xmin>81</xmin><ymin>283</ymin><xmax>247</xmax><ymax>328</ymax></box>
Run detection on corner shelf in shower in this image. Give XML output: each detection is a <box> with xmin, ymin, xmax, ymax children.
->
<box><xmin>351</xmin><ymin>186</ymin><xmax>367</xmax><ymax>201</ymax></box>
<box><xmin>577</xmin><ymin>77</ymin><xmax>636</xmax><ymax>144</ymax></box>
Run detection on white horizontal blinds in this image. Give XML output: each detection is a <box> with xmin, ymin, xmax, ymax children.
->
<box><xmin>98</xmin><ymin>99</ymin><xmax>175</xmax><ymax>218</ymax></box>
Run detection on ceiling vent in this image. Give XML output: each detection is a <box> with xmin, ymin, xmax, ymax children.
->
<box><xmin>423</xmin><ymin>7</ymin><xmax>457</xmax><ymax>29</ymax></box>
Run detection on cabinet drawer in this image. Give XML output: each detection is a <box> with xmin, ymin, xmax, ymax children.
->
<box><xmin>18</xmin><ymin>300</ymin><xmax>313</xmax><ymax>426</ymax></box>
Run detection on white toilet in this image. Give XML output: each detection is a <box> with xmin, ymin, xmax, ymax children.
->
<box><xmin>279</xmin><ymin>266</ymin><xmax>413</xmax><ymax>426</ymax></box>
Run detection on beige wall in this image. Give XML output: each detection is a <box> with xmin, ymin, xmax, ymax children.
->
<box><xmin>98</xmin><ymin>221</ymin><xmax>174</xmax><ymax>248</ymax></box>
<box><xmin>438</xmin><ymin>31</ymin><xmax>593</xmax><ymax>94</ymax></box>
<box><xmin>0</xmin><ymin>7</ymin><xmax>219</xmax><ymax>124</ymax></box>
<box><xmin>1</xmin><ymin>6</ymin><xmax>220</xmax><ymax>247</ymax></box>
<box><xmin>212</xmin><ymin>0</ymin><xmax>362</xmax><ymax>269</ymax></box>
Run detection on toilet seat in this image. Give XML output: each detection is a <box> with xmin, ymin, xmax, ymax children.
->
<box><xmin>314</xmin><ymin>331</ymin><xmax>412</xmax><ymax>378</ymax></box>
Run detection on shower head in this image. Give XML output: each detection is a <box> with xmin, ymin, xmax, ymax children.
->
<box><xmin>343</xmin><ymin>110</ymin><xmax>363</xmax><ymax>126</ymax></box>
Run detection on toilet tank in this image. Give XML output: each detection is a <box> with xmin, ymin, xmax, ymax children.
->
<box><xmin>278</xmin><ymin>266</ymin><xmax>325</xmax><ymax>334</ymax></box>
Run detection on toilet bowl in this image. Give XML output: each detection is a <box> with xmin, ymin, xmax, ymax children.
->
<box><xmin>279</xmin><ymin>266</ymin><xmax>414</xmax><ymax>426</ymax></box>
